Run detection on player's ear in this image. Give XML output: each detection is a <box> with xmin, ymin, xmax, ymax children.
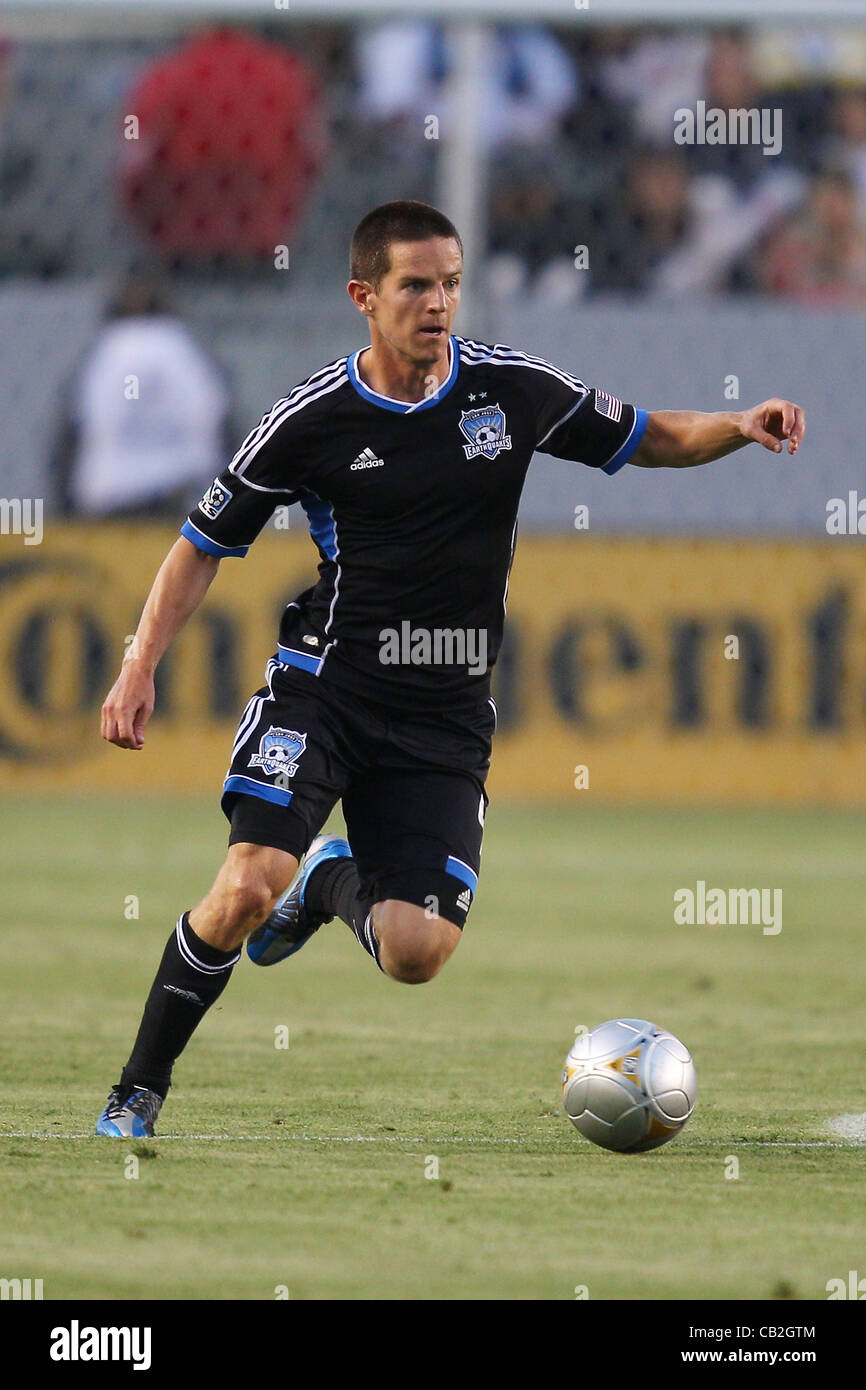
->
<box><xmin>347</xmin><ymin>279</ymin><xmax>374</xmax><ymax>314</ymax></box>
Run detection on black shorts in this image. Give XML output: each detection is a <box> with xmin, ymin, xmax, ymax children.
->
<box><xmin>222</xmin><ymin>657</ymin><xmax>496</xmax><ymax>928</ymax></box>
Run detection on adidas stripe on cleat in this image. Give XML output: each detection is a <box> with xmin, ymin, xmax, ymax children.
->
<box><xmin>246</xmin><ymin>834</ymin><xmax>351</xmax><ymax>966</ymax></box>
<box><xmin>96</xmin><ymin>1084</ymin><xmax>163</xmax><ymax>1138</ymax></box>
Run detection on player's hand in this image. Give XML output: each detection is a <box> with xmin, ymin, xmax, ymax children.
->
<box><xmin>101</xmin><ymin>659</ymin><xmax>155</xmax><ymax>750</ymax></box>
<box><xmin>739</xmin><ymin>398</ymin><xmax>806</xmax><ymax>455</ymax></box>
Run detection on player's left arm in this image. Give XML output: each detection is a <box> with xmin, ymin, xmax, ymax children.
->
<box><xmin>631</xmin><ymin>399</ymin><xmax>806</xmax><ymax>468</ymax></box>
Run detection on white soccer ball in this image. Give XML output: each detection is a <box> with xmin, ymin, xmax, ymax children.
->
<box><xmin>562</xmin><ymin>1018</ymin><xmax>697</xmax><ymax>1153</ymax></box>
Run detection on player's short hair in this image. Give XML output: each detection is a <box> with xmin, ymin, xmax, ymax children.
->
<box><xmin>350</xmin><ymin>201</ymin><xmax>463</xmax><ymax>288</ymax></box>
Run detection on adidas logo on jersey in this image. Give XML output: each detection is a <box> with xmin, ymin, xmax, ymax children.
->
<box><xmin>351</xmin><ymin>447</ymin><xmax>385</xmax><ymax>470</ymax></box>
<box><xmin>456</xmin><ymin>888</ymin><xmax>472</xmax><ymax>912</ymax></box>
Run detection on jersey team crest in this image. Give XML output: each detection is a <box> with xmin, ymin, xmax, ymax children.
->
<box><xmin>458</xmin><ymin>403</ymin><xmax>512</xmax><ymax>461</ymax></box>
<box><xmin>249</xmin><ymin>726</ymin><xmax>307</xmax><ymax>778</ymax></box>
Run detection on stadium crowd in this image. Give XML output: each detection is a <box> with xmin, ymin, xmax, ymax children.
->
<box><xmin>0</xmin><ymin>19</ymin><xmax>861</xmax><ymax>307</ymax></box>
<box><xmin>1</xmin><ymin>18</ymin><xmax>864</xmax><ymax>308</ymax></box>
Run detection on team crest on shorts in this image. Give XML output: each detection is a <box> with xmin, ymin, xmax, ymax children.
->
<box><xmin>458</xmin><ymin>403</ymin><xmax>512</xmax><ymax>461</ymax></box>
<box><xmin>249</xmin><ymin>726</ymin><xmax>307</xmax><ymax>778</ymax></box>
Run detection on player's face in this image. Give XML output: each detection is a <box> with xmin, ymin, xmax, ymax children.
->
<box><xmin>366</xmin><ymin>238</ymin><xmax>462</xmax><ymax>366</ymax></box>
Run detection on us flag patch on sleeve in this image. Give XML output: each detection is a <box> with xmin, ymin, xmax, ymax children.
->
<box><xmin>594</xmin><ymin>390</ymin><xmax>623</xmax><ymax>423</ymax></box>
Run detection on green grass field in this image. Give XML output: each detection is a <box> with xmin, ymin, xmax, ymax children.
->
<box><xmin>1</xmin><ymin>795</ymin><xmax>864</xmax><ymax>1301</ymax></box>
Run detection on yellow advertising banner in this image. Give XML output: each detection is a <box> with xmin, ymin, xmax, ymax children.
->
<box><xmin>0</xmin><ymin>526</ymin><xmax>863</xmax><ymax>803</ymax></box>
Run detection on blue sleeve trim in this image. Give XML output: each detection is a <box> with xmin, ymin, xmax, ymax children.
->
<box><xmin>181</xmin><ymin>519</ymin><xmax>248</xmax><ymax>558</ymax></box>
<box><xmin>601</xmin><ymin>407</ymin><xmax>649</xmax><ymax>476</ymax></box>
<box><xmin>223</xmin><ymin>775</ymin><xmax>293</xmax><ymax>808</ymax></box>
<box><xmin>445</xmin><ymin>855</ymin><xmax>479</xmax><ymax>894</ymax></box>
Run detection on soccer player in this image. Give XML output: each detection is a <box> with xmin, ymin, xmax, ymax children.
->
<box><xmin>96</xmin><ymin>200</ymin><xmax>805</xmax><ymax>1137</ymax></box>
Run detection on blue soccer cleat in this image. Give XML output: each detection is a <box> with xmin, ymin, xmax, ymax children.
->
<box><xmin>96</xmin><ymin>1084</ymin><xmax>163</xmax><ymax>1138</ymax></box>
<box><xmin>246</xmin><ymin>835</ymin><xmax>352</xmax><ymax>967</ymax></box>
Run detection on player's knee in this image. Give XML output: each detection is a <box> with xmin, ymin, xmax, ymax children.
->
<box><xmin>221</xmin><ymin>871</ymin><xmax>277</xmax><ymax>927</ymax></box>
<box><xmin>376</xmin><ymin>903</ymin><xmax>461</xmax><ymax>985</ymax></box>
<box><xmin>217</xmin><ymin>848</ymin><xmax>294</xmax><ymax>929</ymax></box>
<box><xmin>385</xmin><ymin>949</ymin><xmax>444</xmax><ymax>984</ymax></box>
<box><xmin>386</xmin><ymin>947</ymin><xmax>440</xmax><ymax>984</ymax></box>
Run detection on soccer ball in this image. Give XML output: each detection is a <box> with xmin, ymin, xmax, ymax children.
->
<box><xmin>562</xmin><ymin>1018</ymin><xmax>697</xmax><ymax>1153</ymax></box>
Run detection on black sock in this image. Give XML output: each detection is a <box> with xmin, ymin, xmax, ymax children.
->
<box><xmin>305</xmin><ymin>857</ymin><xmax>381</xmax><ymax>970</ymax></box>
<box><xmin>120</xmin><ymin>913</ymin><xmax>240</xmax><ymax>1098</ymax></box>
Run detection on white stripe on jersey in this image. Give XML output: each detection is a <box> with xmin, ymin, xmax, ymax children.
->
<box><xmin>230</xmin><ymin>358</ymin><xmax>347</xmax><ymax>473</ymax></box>
<box><xmin>317</xmin><ymin>504</ymin><xmax>342</xmax><ymax>672</ymax></box>
<box><xmin>229</xmin><ymin>359</ymin><xmax>349</xmax><ymax>490</ymax></box>
<box><xmin>536</xmin><ymin>389</ymin><xmax>590</xmax><ymax>449</ymax></box>
<box><xmin>234</xmin><ymin>356</ymin><xmax>348</xmax><ymax>460</ymax></box>
<box><xmin>459</xmin><ymin>350</ymin><xmax>587</xmax><ymax>395</ymax></box>
<box><xmin>457</xmin><ymin>337</ymin><xmax>589</xmax><ymax>396</ymax></box>
<box><xmin>502</xmin><ymin>518</ymin><xmax>518</xmax><ymax>619</ymax></box>
<box><xmin>323</xmin><ymin>516</ymin><xmax>341</xmax><ymax>639</ymax></box>
<box><xmin>458</xmin><ymin>341</ymin><xmax>586</xmax><ymax>391</ymax></box>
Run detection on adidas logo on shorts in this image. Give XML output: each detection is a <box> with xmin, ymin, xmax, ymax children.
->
<box><xmin>456</xmin><ymin>888</ymin><xmax>472</xmax><ymax>912</ymax></box>
<box><xmin>351</xmin><ymin>447</ymin><xmax>385</xmax><ymax>470</ymax></box>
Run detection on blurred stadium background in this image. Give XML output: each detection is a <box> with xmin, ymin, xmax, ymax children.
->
<box><xmin>1</xmin><ymin>0</ymin><xmax>864</xmax><ymax>805</ymax></box>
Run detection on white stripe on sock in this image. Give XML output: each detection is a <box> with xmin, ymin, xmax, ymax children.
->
<box><xmin>175</xmin><ymin>917</ymin><xmax>240</xmax><ymax>975</ymax></box>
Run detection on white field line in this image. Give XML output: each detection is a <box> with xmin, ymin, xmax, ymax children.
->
<box><xmin>0</xmin><ymin>1132</ymin><xmax>858</xmax><ymax>1148</ymax></box>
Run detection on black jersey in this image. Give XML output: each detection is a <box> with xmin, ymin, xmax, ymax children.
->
<box><xmin>181</xmin><ymin>335</ymin><xmax>648</xmax><ymax>712</ymax></box>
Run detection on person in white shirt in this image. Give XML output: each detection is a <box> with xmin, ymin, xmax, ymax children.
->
<box><xmin>355</xmin><ymin>21</ymin><xmax>579</xmax><ymax>151</ymax></box>
<box><xmin>55</xmin><ymin>278</ymin><xmax>233</xmax><ymax>518</ymax></box>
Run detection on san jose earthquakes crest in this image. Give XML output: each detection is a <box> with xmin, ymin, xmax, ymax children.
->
<box><xmin>249</xmin><ymin>727</ymin><xmax>307</xmax><ymax>778</ymax></box>
<box><xmin>458</xmin><ymin>403</ymin><xmax>512</xmax><ymax>461</ymax></box>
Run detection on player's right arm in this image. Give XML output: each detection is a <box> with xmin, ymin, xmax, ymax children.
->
<box><xmin>101</xmin><ymin>537</ymin><xmax>220</xmax><ymax>750</ymax></box>
<box><xmin>101</xmin><ymin>388</ymin><xmax>313</xmax><ymax>750</ymax></box>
